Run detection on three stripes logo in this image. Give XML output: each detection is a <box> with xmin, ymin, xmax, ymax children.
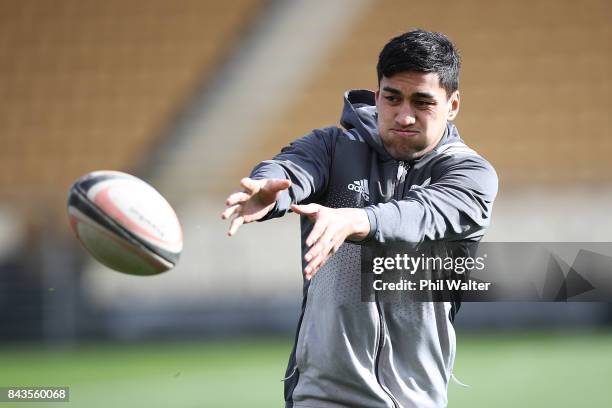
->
<box><xmin>347</xmin><ymin>179</ymin><xmax>369</xmax><ymax>202</ymax></box>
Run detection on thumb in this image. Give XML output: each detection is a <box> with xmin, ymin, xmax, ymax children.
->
<box><xmin>291</xmin><ymin>203</ymin><xmax>321</xmax><ymax>216</ymax></box>
<box><xmin>265</xmin><ymin>178</ymin><xmax>292</xmax><ymax>192</ymax></box>
<box><xmin>240</xmin><ymin>177</ymin><xmax>263</xmax><ymax>194</ymax></box>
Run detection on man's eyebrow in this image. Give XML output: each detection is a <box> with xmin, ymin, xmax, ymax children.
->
<box><xmin>411</xmin><ymin>91</ymin><xmax>436</xmax><ymax>100</ymax></box>
<box><xmin>381</xmin><ymin>86</ymin><xmax>402</xmax><ymax>95</ymax></box>
<box><xmin>381</xmin><ymin>87</ymin><xmax>436</xmax><ymax>100</ymax></box>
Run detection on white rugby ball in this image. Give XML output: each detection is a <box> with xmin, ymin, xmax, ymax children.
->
<box><xmin>67</xmin><ymin>170</ymin><xmax>183</xmax><ymax>276</ymax></box>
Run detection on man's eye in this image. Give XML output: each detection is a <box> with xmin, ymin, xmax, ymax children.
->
<box><xmin>385</xmin><ymin>96</ymin><xmax>399</xmax><ymax>103</ymax></box>
<box><xmin>415</xmin><ymin>100</ymin><xmax>435</xmax><ymax>107</ymax></box>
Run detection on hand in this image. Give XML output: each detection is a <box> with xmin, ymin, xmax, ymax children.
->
<box><xmin>291</xmin><ymin>204</ymin><xmax>370</xmax><ymax>280</ymax></box>
<box><xmin>221</xmin><ymin>177</ymin><xmax>291</xmax><ymax>236</ymax></box>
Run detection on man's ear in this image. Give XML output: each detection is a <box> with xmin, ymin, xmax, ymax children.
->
<box><xmin>374</xmin><ymin>89</ymin><xmax>380</xmax><ymax>106</ymax></box>
<box><xmin>447</xmin><ymin>90</ymin><xmax>460</xmax><ymax>121</ymax></box>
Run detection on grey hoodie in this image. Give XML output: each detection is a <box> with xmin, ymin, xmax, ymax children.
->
<box><xmin>251</xmin><ymin>90</ymin><xmax>498</xmax><ymax>408</ymax></box>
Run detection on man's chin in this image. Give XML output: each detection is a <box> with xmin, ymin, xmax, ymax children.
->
<box><xmin>388</xmin><ymin>147</ymin><xmax>427</xmax><ymax>161</ymax></box>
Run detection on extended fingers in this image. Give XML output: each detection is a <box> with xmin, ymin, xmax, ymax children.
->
<box><xmin>225</xmin><ymin>191</ymin><xmax>251</xmax><ymax>206</ymax></box>
<box><xmin>304</xmin><ymin>230</ymin><xmax>340</xmax><ymax>279</ymax></box>
<box><xmin>305</xmin><ymin>216</ymin><xmax>326</xmax><ymax>247</ymax></box>
<box><xmin>228</xmin><ymin>214</ymin><xmax>244</xmax><ymax>236</ymax></box>
<box><xmin>304</xmin><ymin>227</ymin><xmax>330</xmax><ymax>262</ymax></box>
<box><xmin>305</xmin><ymin>248</ymin><xmax>334</xmax><ymax>279</ymax></box>
<box><xmin>221</xmin><ymin>182</ymin><xmax>252</xmax><ymax>221</ymax></box>
<box><xmin>291</xmin><ymin>203</ymin><xmax>320</xmax><ymax>217</ymax></box>
<box><xmin>221</xmin><ymin>204</ymin><xmax>240</xmax><ymax>220</ymax></box>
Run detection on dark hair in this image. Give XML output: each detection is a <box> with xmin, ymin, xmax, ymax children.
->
<box><xmin>377</xmin><ymin>29</ymin><xmax>461</xmax><ymax>96</ymax></box>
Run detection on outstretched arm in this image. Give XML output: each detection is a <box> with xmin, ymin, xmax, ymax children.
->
<box><xmin>221</xmin><ymin>177</ymin><xmax>291</xmax><ymax>236</ymax></box>
<box><xmin>247</xmin><ymin>128</ymin><xmax>336</xmax><ymax>219</ymax></box>
<box><xmin>292</xmin><ymin>154</ymin><xmax>498</xmax><ymax>279</ymax></box>
<box><xmin>365</xmin><ymin>156</ymin><xmax>498</xmax><ymax>244</ymax></box>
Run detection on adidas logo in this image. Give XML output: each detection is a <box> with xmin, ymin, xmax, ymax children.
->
<box><xmin>348</xmin><ymin>179</ymin><xmax>369</xmax><ymax>202</ymax></box>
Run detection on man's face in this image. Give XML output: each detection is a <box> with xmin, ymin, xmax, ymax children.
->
<box><xmin>375</xmin><ymin>71</ymin><xmax>460</xmax><ymax>161</ymax></box>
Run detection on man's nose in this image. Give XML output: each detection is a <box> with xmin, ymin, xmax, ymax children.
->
<box><xmin>395</xmin><ymin>104</ymin><xmax>416</xmax><ymax>127</ymax></box>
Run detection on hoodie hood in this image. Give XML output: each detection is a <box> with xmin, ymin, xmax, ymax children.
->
<box><xmin>340</xmin><ymin>89</ymin><xmax>463</xmax><ymax>161</ymax></box>
<box><xmin>340</xmin><ymin>89</ymin><xmax>388</xmax><ymax>157</ymax></box>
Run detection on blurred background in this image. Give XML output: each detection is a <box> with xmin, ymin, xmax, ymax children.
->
<box><xmin>0</xmin><ymin>0</ymin><xmax>611</xmax><ymax>407</ymax></box>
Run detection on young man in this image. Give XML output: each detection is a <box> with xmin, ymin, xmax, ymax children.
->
<box><xmin>222</xmin><ymin>30</ymin><xmax>497</xmax><ymax>408</ymax></box>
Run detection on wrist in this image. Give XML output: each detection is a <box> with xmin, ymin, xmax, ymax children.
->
<box><xmin>346</xmin><ymin>208</ymin><xmax>370</xmax><ymax>241</ymax></box>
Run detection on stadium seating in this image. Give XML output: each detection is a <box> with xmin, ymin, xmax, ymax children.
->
<box><xmin>0</xmin><ymin>0</ymin><xmax>263</xmax><ymax>225</ymax></box>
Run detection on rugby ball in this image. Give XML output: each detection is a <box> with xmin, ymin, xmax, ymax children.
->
<box><xmin>67</xmin><ymin>170</ymin><xmax>183</xmax><ymax>276</ymax></box>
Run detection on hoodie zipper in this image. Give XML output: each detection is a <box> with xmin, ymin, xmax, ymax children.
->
<box><xmin>373</xmin><ymin>299</ymin><xmax>400</xmax><ymax>408</ymax></box>
<box><xmin>396</xmin><ymin>160</ymin><xmax>406</xmax><ymax>181</ymax></box>
<box><xmin>372</xmin><ymin>160</ymin><xmax>406</xmax><ymax>408</ymax></box>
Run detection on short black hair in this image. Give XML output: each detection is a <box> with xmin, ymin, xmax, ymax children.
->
<box><xmin>377</xmin><ymin>29</ymin><xmax>461</xmax><ymax>96</ymax></box>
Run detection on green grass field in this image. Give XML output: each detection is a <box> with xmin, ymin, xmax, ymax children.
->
<box><xmin>1</xmin><ymin>330</ymin><xmax>611</xmax><ymax>407</ymax></box>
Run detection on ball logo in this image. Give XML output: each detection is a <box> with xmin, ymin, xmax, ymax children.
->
<box><xmin>87</xmin><ymin>178</ymin><xmax>182</xmax><ymax>252</ymax></box>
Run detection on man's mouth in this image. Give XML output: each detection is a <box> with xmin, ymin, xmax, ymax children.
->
<box><xmin>390</xmin><ymin>129</ymin><xmax>419</xmax><ymax>137</ymax></box>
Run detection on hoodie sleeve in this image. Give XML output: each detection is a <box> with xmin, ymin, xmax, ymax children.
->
<box><xmin>249</xmin><ymin>127</ymin><xmax>337</xmax><ymax>219</ymax></box>
<box><xmin>364</xmin><ymin>154</ymin><xmax>498</xmax><ymax>243</ymax></box>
